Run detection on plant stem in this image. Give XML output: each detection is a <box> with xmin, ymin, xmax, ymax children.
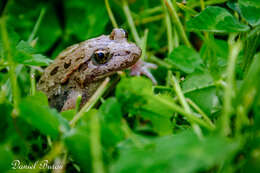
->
<box><xmin>135</xmin><ymin>14</ymin><xmax>164</xmax><ymax>25</ymax></box>
<box><xmin>149</xmin><ymin>55</ymin><xmax>172</xmax><ymax>69</ymax></box>
<box><xmin>140</xmin><ymin>29</ymin><xmax>148</xmax><ymax>60</ymax></box>
<box><xmin>164</xmin><ymin>0</ymin><xmax>192</xmax><ymax>48</ymax></box>
<box><xmin>42</xmin><ymin>142</ymin><xmax>64</xmax><ymax>161</ymax></box>
<box><xmin>28</xmin><ymin>8</ymin><xmax>46</xmax><ymax>43</ymax></box>
<box><xmin>191</xmin><ymin>0</ymin><xmax>228</xmax><ymax>8</ymax></box>
<box><xmin>169</xmin><ymin>72</ymin><xmax>205</xmax><ymax>137</ymax></box>
<box><xmin>221</xmin><ymin>36</ymin><xmax>242</xmax><ymax>136</ymax></box>
<box><xmin>161</xmin><ymin>0</ymin><xmax>173</xmax><ymax>54</ymax></box>
<box><xmin>28</xmin><ymin>8</ymin><xmax>46</xmax><ymax>96</ymax></box>
<box><xmin>187</xmin><ymin>98</ymin><xmax>215</xmax><ymax>128</ymax></box>
<box><xmin>140</xmin><ymin>6</ymin><xmax>163</xmax><ymax>17</ymax></box>
<box><xmin>0</xmin><ymin>17</ymin><xmax>20</xmax><ymax>117</ymax></box>
<box><xmin>176</xmin><ymin>2</ymin><xmax>198</xmax><ymax>16</ymax></box>
<box><xmin>30</xmin><ymin>69</ymin><xmax>36</xmax><ymax>95</ymax></box>
<box><xmin>105</xmin><ymin>0</ymin><xmax>118</xmax><ymax>28</ymax></box>
<box><xmin>169</xmin><ymin>72</ymin><xmax>191</xmax><ymax>113</ymax></box>
<box><xmin>70</xmin><ymin>77</ymin><xmax>110</xmax><ymax>127</ymax></box>
<box><xmin>122</xmin><ymin>0</ymin><xmax>141</xmax><ymax>46</ymax></box>
<box><xmin>121</xmin><ymin>119</ymin><xmax>143</xmax><ymax>148</ymax></box>
<box><xmin>90</xmin><ymin>110</ymin><xmax>105</xmax><ymax>173</ymax></box>
<box><xmin>200</xmin><ymin>0</ymin><xmax>205</xmax><ymax>10</ymax></box>
<box><xmin>150</xmin><ymin>94</ymin><xmax>215</xmax><ymax>130</ymax></box>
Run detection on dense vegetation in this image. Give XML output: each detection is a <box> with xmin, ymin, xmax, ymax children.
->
<box><xmin>0</xmin><ymin>0</ymin><xmax>260</xmax><ymax>172</ymax></box>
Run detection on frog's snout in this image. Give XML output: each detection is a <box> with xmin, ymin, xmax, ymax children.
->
<box><xmin>130</xmin><ymin>43</ymin><xmax>142</xmax><ymax>59</ymax></box>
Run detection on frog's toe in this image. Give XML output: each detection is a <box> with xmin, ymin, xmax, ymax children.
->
<box><xmin>130</xmin><ymin>60</ymin><xmax>158</xmax><ymax>85</ymax></box>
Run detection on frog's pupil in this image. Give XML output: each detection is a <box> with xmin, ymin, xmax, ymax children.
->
<box><xmin>92</xmin><ymin>51</ymin><xmax>110</xmax><ymax>65</ymax></box>
<box><xmin>97</xmin><ymin>52</ymin><xmax>104</xmax><ymax>59</ymax></box>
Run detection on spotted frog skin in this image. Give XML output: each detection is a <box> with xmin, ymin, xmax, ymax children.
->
<box><xmin>37</xmin><ymin>28</ymin><xmax>141</xmax><ymax>111</ymax></box>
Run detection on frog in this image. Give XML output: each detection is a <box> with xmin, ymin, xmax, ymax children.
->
<box><xmin>37</xmin><ymin>28</ymin><xmax>142</xmax><ymax>111</ymax></box>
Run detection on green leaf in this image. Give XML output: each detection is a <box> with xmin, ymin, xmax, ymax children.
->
<box><xmin>64</xmin><ymin>0</ymin><xmax>109</xmax><ymax>40</ymax></box>
<box><xmin>116</xmin><ymin>77</ymin><xmax>153</xmax><ymax>115</ymax></box>
<box><xmin>182</xmin><ymin>71</ymin><xmax>218</xmax><ymax>115</ymax></box>
<box><xmin>111</xmin><ymin>131</ymin><xmax>239</xmax><ymax>173</ymax></box>
<box><xmin>16</xmin><ymin>40</ymin><xmax>35</xmax><ymax>54</ymax></box>
<box><xmin>14</xmin><ymin>52</ymin><xmax>52</xmax><ymax>66</ymax></box>
<box><xmin>239</xmin><ymin>0</ymin><xmax>260</xmax><ymax>26</ymax></box>
<box><xmin>61</xmin><ymin>109</ymin><xmax>77</xmax><ymax>121</ymax></box>
<box><xmin>6</xmin><ymin>0</ymin><xmax>41</xmax><ymax>40</ymax></box>
<box><xmin>200</xmin><ymin>39</ymin><xmax>229</xmax><ymax>68</ymax></box>
<box><xmin>0</xmin><ymin>145</ymin><xmax>13</xmax><ymax>172</ymax></box>
<box><xmin>19</xmin><ymin>92</ymin><xmax>69</xmax><ymax>138</ymax></box>
<box><xmin>182</xmin><ymin>71</ymin><xmax>214</xmax><ymax>93</ymax></box>
<box><xmin>99</xmin><ymin>98</ymin><xmax>125</xmax><ymax>148</ymax></box>
<box><xmin>227</xmin><ymin>1</ymin><xmax>241</xmax><ymax>13</ymax></box>
<box><xmin>64</xmin><ymin>128</ymin><xmax>91</xmax><ymax>172</ymax></box>
<box><xmin>15</xmin><ymin>40</ymin><xmax>52</xmax><ymax>66</ymax></box>
<box><xmin>0</xmin><ymin>103</ymin><xmax>13</xmax><ymax>143</ymax></box>
<box><xmin>64</xmin><ymin>111</ymin><xmax>93</xmax><ymax>173</ymax></box>
<box><xmin>116</xmin><ymin>77</ymin><xmax>173</xmax><ymax>135</ymax></box>
<box><xmin>166</xmin><ymin>46</ymin><xmax>203</xmax><ymax>73</ymax></box>
<box><xmin>0</xmin><ymin>26</ymin><xmax>20</xmax><ymax>58</ymax></box>
<box><xmin>187</xmin><ymin>6</ymin><xmax>250</xmax><ymax>32</ymax></box>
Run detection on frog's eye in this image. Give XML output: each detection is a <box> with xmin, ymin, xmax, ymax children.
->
<box><xmin>92</xmin><ymin>50</ymin><xmax>110</xmax><ymax>65</ymax></box>
<box><xmin>110</xmin><ymin>28</ymin><xmax>128</xmax><ymax>40</ymax></box>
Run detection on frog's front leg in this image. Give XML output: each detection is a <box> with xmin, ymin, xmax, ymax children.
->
<box><xmin>130</xmin><ymin>59</ymin><xmax>158</xmax><ymax>84</ymax></box>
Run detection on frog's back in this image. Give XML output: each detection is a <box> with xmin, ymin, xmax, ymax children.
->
<box><xmin>37</xmin><ymin>37</ymin><xmax>104</xmax><ymax>96</ymax></box>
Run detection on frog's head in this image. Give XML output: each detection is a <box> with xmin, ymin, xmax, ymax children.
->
<box><xmin>79</xmin><ymin>28</ymin><xmax>142</xmax><ymax>82</ymax></box>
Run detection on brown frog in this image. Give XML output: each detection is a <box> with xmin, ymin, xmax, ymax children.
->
<box><xmin>37</xmin><ymin>28</ymin><xmax>141</xmax><ymax>111</ymax></box>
